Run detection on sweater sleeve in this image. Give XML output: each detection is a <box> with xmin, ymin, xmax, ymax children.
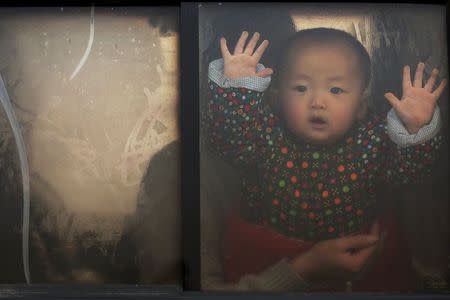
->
<box><xmin>373</xmin><ymin>107</ymin><xmax>443</xmax><ymax>184</ymax></box>
<box><xmin>204</xmin><ymin>59</ymin><xmax>284</xmax><ymax>166</ymax></box>
<box><xmin>387</xmin><ymin>106</ymin><xmax>441</xmax><ymax>147</ymax></box>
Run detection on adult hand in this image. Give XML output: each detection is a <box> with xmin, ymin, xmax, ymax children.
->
<box><xmin>291</xmin><ymin>221</ymin><xmax>382</xmax><ymax>283</ymax></box>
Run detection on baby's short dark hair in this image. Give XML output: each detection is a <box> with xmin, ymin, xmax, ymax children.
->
<box><xmin>274</xmin><ymin>27</ymin><xmax>372</xmax><ymax>92</ymax></box>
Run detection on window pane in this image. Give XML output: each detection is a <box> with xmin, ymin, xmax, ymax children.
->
<box><xmin>0</xmin><ymin>6</ymin><xmax>180</xmax><ymax>284</ymax></box>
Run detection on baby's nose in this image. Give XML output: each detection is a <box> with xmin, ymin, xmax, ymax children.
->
<box><xmin>310</xmin><ymin>93</ymin><xmax>326</xmax><ymax>109</ymax></box>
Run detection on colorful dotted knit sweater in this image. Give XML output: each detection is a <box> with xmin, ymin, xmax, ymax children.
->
<box><xmin>205</xmin><ymin>59</ymin><xmax>443</xmax><ymax>242</ymax></box>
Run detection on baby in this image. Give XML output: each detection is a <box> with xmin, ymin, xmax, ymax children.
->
<box><xmin>205</xmin><ymin>28</ymin><xmax>445</xmax><ymax>286</ymax></box>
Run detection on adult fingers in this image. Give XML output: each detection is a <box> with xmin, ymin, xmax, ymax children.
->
<box><xmin>347</xmin><ymin>243</ymin><xmax>378</xmax><ymax>273</ymax></box>
<box><xmin>353</xmin><ymin>230</ymin><xmax>387</xmax><ymax>279</ymax></box>
<box><xmin>234</xmin><ymin>31</ymin><xmax>249</xmax><ymax>55</ymax></box>
<box><xmin>413</xmin><ymin>62</ymin><xmax>425</xmax><ymax>88</ymax></box>
<box><xmin>424</xmin><ymin>68</ymin><xmax>439</xmax><ymax>92</ymax></box>
<box><xmin>369</xmin><ymin>219</ymin><xmax>380</xmax><ymax>237</ymax></box>
<box><xmin>244</xmin><ymin>32</ymin><xmax>260</xmax><ymax>55</ymax></box>
<box><xmin>338</xmin><ymin>234</ymin><xmax>378</xmax><ymax>252</ymax></box>
<box><xmin>220</xmin><ymin>38</ymin><xmax>231</xmax><ymax>59</ymax></box>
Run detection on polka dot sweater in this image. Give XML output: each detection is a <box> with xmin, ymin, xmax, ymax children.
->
<box><xmin>205</xmin><ymin>63</ymin><xmax>443</xmax><ymax>242</ymax></box>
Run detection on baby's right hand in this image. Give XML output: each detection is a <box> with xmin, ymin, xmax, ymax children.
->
<box><xmin>220</xmin><ymin>31</ymin><xmax>273</xmax><ymax>80</ymax></box>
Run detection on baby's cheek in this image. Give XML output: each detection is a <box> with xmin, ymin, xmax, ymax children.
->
<box><xmin>284</xmin><ymin>102</ymin><xmax>304</xmax><ymax>126</ymax></box>
<box><xmin>334</xmin><ymin>109</ymin><xmax>357</xmax><ymax>132</ymax></box>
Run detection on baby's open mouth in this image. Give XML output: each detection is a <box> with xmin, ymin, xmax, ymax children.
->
<box><xmin>309</xmin><ymin>116</ymin><xmax>327</xmax><ymax>126</ymax></box>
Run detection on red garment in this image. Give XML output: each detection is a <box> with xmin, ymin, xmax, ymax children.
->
<box><xmin>224</xmin><ymin>210</ymin><xmax>413</xmax><ymax>292</ymax></box>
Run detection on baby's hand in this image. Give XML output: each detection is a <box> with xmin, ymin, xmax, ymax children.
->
<box><xmin>220</xmin><ymin>31</ymin><xmax>273</xmax><ymax>80</ymax></box>
<box><xmin>384</xmin><ymin>62</ymin><xmax>447</xmax><ymax>134</ymax></box>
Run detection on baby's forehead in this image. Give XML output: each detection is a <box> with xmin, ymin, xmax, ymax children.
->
<box><xmin>287</xmin><ymin>41</ymin><xmax>362</xmax><ymax>72</ymax></box>
<box><xmin>290</xmin><ymin>39</ymin><xmax>358</xmax><ymax>59</ymax></box>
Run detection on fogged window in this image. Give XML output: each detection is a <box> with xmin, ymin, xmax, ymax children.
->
<box><xmin>0</xmin><ymin>6</ymin><xmax>180</xmax><ymax>284</ymax></box>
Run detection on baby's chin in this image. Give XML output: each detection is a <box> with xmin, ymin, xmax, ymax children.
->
<box><xmin>289</xmin><ymin>128</ymin><xmax>345</xmax><ymax>146</ymax></box>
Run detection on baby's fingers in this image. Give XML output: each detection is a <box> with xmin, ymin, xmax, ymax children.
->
<box><xmin>432</xmin><ymin>78</ymin><xmax>447</xmax><ymax>99</ymax></box>
<box><xmin>384</xmin><ymin>92</ymin><xmax>401</xmax><ymax>111</ymax></box>
<box><xmin>403</xmin><ymin>65</ymin><xmax>412</xmax><ymax>89</ymax></box>
<box><xmin>424</xmin><ymin>68</ymin><xmax>439</xmax><ymax>92</ymax></box>
<box><xmin>413</xmin><ymin>62</ymin><xmax>425</xmax><ymax>88</ymax></box>
<box><xmin>253</xmin><ymin>40</ymin><xmax>269</xmax><ymax>63</ymax></box>
<box><xmin>244</xmin><ymin>32</ymin><xmax>260</xmax><ymax>55</ymax></box>
<box><xmin>234</xmin><ymin>31</ymin><xmax>249</xmax><ymax>55</ymax></box>
<box><xmin>220</xmin><ymin>38</ymin><xmax>231</xmax><ymax>59</ymax></box>
<box><xmin>256</xmin><ymin>67</ymin><xmax>273</xmax><ymax>78</ymax></box>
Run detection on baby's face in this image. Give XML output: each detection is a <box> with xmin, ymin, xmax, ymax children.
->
<box><xmin>280</xmin><ymin>42</ymin><xmax>366</xmax><ymax>145</ymax></box>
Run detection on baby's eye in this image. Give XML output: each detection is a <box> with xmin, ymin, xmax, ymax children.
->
<box><xmin>294</xmin><ymin>85</ymin><xmax>307</xmax><ymax>92</ymax></box>
<box><xmin>330</xmin><ymin>87</ymin><xmax>344</xmax><ymax>94</ymax></box>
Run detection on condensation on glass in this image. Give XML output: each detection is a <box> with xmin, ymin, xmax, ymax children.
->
<box><xmin>0</xmin><ymin>6</ymin><xmax>180</xmax><ymax>284</ymax></box>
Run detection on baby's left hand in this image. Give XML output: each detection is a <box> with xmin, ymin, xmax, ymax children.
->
<box><xmin>384</xmin><ymin>62</ymin><xmax>447</xmax><ymax>134</ymax></box>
